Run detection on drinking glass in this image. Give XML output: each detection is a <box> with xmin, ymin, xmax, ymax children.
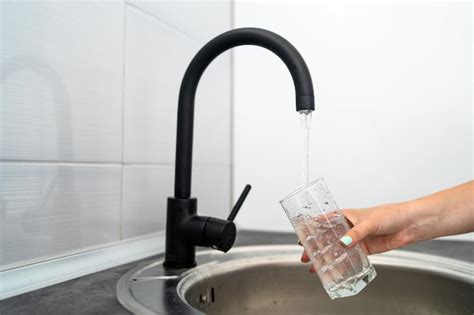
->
<box><xmin>280</xmin><ymin>178</ymin><xmax>377</xmax><ymax>299</ymax></box>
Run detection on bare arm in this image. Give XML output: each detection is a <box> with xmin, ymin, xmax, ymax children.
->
<box><xmin>301</xmin><ymin>181</ymin><xmax>474</xmax><ymax>272</ymax></box>
<box><xmin>397</xmin><ymin>181</ymin><xmax>474</xmax><ymax>241</ymax></box>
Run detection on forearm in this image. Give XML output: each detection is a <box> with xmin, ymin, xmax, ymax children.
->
<box><xmin>404</xmin><ymin>181</ymin><xmax>474</xmax><ymax>243</ymax></box>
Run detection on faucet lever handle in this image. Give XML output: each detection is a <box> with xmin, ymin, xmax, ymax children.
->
<box><xmin>227</xmin><ymin>184</ymin><xmax>252</xmax><ymax>221</ymax></box>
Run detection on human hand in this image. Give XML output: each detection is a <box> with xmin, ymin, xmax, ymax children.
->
<box><xmin>300</xmin><ymin>203</ymin><xmax>414</xmax><ymax>273</ymax></box>
<box><xmin>299</xmin><ymin>181</ymin><xmax>474</xmax><ymax>273</ymax></box>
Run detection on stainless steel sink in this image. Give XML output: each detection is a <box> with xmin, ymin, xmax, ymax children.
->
<box><xmin>116</xmin><ymin>245</ymin><xmax>473</xmax><ymax>314</ymax></box>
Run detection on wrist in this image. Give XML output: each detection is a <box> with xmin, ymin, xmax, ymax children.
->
<box><xmin>401</xmin><ymin>198</ymin><xmax>442</xmax><ymax>243</ymax></box>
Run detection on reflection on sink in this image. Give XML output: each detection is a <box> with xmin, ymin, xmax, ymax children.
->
<box><xmin>116</xmin><ymin>245</ymin><xmax>473</xmax><ymax>315</ymax></box>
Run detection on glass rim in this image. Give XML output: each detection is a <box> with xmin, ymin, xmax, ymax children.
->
<box><xmin>279</xmin><ymin>177</ymin><xmax>325</xmax><ymax>204</ymax></box>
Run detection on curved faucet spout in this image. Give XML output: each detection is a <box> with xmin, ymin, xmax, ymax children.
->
<box><xmin>175</xmin><ymin>27</ymin><xmax>315</xmax><ymax>199</ymax></box>
<box><xmin>165</xmin><ymin>28</ymin><xmax>315</xmax><ymax>268</ymax></box>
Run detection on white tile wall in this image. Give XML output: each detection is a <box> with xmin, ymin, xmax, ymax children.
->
<box><xmin>123</xmin><ymin>7</ymin><xmax>191</xmax><ymax>164</ymax></box>
<box><xmin>0</xmin><ymin>163</ymin><xmax>122</xmax><ymax>268</ymax></box>
<box><xmin>124</xmin><ymin>6</ymin><xmax>231</xmax><ymax>165</ymax></box>
<box><xmin>122</xmin><ymin>164</ymin><xmax>230</xmax><ymax>238</ymax></box>
<box><xmin>122</xmin><ymin>165</ymin><xmax>171</xmax><ymax>238</ymax></box>
<box><xmin>127</xmin><ymin>0</ymin><xmax>232</xmax><ymax>43</ymax></box>
<box><xmin>232</xmin><ymin>2</ymin><xmax>473</xmax><ymax>232</ymax></box>
<box><xmin>192</xmin><ymin>165</ymin><xmax>231</xmax><ymax>218</ymax></box>
<box><xmin>0</xmin><ymin>1</ymin><xmax>124</xmax><ymax>162</ymax></box>
<box><xmin>194</xmin><ymin>52</ymin><xmax>232</xmax><ymax>165</ymax></box>
<box><xmin>0</xmin><ymin>1</ymin><xmax>232</xmax><ymax>269</ymax></box>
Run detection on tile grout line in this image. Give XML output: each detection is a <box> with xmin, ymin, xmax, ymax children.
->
<box><xmin>229</xmin><ymin>0</ymin><xmax>235</xmax><ymax>210</ymax></box>
<box><xmin>0</xmin><ymin>160</ymin><xmax>123</xmax><ymax>166</ymax></box>
<box><xmin>124</xmin><ymin>0</ymin><xmax>200</xmax><ymax>45</ymax></box>
<box><xmin>0</xmin><ymin>160</ymin><xmax>230</xmax><ymax>167</ymax></box>
<box><xmin>119</xmin><ymin>4</ymin><xmax>128</xmax><ymax>241</ymax></box>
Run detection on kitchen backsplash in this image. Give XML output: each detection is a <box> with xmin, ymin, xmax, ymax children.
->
<box><xmin>0</xmin><ymin>0</ymin><xmax>232</xmax><ymax>269</ymax></box>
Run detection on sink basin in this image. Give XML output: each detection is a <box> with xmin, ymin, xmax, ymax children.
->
<box><xmin>116</xmin><ymin>245</ymin><xmax>473</xmax><ymax>315</ymax></box>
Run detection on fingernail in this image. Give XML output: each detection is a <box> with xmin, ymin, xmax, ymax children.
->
<box><xmin>339</xmin><ymin>235</ymin><xmax>353</xmax><ymax>247</ymax></box>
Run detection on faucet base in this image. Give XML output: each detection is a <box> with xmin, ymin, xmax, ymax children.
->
<box><xmin>164</xmin><ymin>197</ymin><xmax>198</xmax><ymax>268</ymax></box>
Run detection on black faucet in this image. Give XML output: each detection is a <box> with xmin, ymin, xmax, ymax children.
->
<box><xmin>164</xmin><ymin>28</ymin><xmax>315</xmax><ymax>268</ymax></box>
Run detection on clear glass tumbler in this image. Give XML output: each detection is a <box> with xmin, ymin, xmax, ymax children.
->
<box><xmin>280</xmin><ymin>178</ymin><xmax>377</xmax><ymax>299</ymax></box>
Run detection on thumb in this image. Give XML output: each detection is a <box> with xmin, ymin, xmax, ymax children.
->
<box><xmin>339</xmin><ymin>220</ymin><xmax>376</xmax><ymax>248</ymax></box>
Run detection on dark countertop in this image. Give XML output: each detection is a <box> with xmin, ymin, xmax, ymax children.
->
<box><xmin>1</xmin><ymin>231</ymin><xmax>472</xmax><ymax>315</ymax></box>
